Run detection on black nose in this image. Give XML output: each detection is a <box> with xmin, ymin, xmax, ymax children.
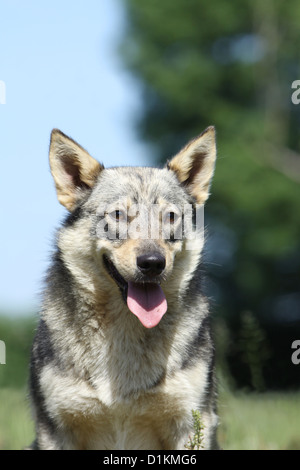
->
<box><xmin>137</xmin><ymin>253</ymin><xmax>166</xmax><ymax>277</ymax></box>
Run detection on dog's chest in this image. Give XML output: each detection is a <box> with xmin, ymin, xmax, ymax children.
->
<box><xmin>41</xmin><ymin>318</ymin><xmax>203</xmax><ymax>449</ymax></box>
<box><xmin>58</xmin><ymin>381</ymin><xmax>190</xmax><ymax>450</ymax></box>
<box><xmin>85</xmin><ymin>320</ymin><xmax>168</xmax><ymax>400</ymax></box>
<box><xmin>59</xmin><ymin>330</ymin><xmax>185</xmax><ymax>449</ymax></box>
<box><xmin>70</xmin><ymin>404</ymin><xmax>165</xmax><ymax>450</ymax></box>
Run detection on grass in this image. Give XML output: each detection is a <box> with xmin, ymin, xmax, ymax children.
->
<box><xmin>218</xmin><ymin>388</ymin><xmax>300</xmax><ymax>450</ymax></box>
<box><xmin>0</xmin><ymin>388</ymin><xmax>34</xmax><ymax>450</ymax></box>
<box><xmin>0</xmin><ymin>386</ymin><xmax>299</xmax><ymax>450</ymax></box>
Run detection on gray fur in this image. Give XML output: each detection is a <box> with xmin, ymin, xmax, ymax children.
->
<box><xmin>29</xmin><ymin>127</ymin><xmax>219</xmax><ymax>450</ymax></box>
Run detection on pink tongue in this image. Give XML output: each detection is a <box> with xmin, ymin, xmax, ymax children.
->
<box><xmin>127</xmin><ymin>282</ymin><xmax>167</xmax><ymax>328</ymax></box>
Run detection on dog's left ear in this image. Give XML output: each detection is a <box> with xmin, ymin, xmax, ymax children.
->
<box><xmin>167</xmin><ymin>126</ymin><xmax>216</xmax><ymax>204</ymax></box>
<box><xmin>49</xmin><ymin>129</ymin><xmax>104</xmax><ymax>211</ymax></box>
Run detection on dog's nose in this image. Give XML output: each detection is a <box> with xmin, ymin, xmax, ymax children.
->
<box><xmin>137</xmin><ymin>253</ymin><xmax>166</xmax><ymax>277</ymax></box>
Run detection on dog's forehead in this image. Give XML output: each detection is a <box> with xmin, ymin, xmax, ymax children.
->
<box><xmin>91</xmin><ymin>166</ymin><xmax>188</xmax><ymax>205</ymax></box>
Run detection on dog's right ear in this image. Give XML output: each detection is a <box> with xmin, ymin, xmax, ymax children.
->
<box><xmin>167</xmin><ymin>126</ymin><xmax>216</xmax><ymax>204</ymax></box>
<box><xmin>49</xmin><ymin>129</ymin><xmax>103</xmax><ymax>211</ymax></box>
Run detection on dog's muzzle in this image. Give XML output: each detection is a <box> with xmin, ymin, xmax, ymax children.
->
<box><xmin>136</xmin><ymin>252</ymin><xmax>166</xmax><ymax>278</ymax></box>
<box><xmin>103</xmin><ymin>253</ymin><xmax>168</xmax><ymax>328</ymax></box>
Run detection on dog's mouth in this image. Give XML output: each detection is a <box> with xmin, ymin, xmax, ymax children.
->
<box><xmin>103</xmin><ymin>253</ymin><xmax>128</xmax><ymax>300</ymax></box>
<box><xmin>103</xmin><ymin>254</ymin><xmax>167</xmax><ymax>328</ymax></box>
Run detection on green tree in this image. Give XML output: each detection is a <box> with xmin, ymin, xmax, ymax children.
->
<box><xmin>238</xmin><ymin>311</ymin><xmax>271</xmax><ymax>391</ymax></box>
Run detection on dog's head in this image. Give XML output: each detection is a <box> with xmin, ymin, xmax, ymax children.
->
<box><xmin>49</xmin><ymin>127</ymin><xmax>216</xmax><ymax>328</ymax></box>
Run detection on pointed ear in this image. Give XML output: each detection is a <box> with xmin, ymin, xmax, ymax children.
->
<box><xmin>167</xmin><ymin>126</ymin><xmax>216</xmax><ymax>204</ymax></box>
<box><xmin>49</xmin><ymin>129</ymin><xmax>103</xmax><ymax>211</ymax></box>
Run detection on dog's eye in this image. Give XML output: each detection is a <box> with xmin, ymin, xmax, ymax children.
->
<box><xmin>165</xmin><ymin>211</ymin><xmax>177</xmax><ymax>224</ymax></box>
<box><xmin>109</xmin><ymin>210</ymin><xmax>126</xmax><ymax>221</ymax></box>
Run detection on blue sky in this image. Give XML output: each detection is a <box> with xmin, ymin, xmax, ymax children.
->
<box><xmin>0</xmin><ymin>0</ymin><xmax>150</xmax><ymax>314</ymax></box>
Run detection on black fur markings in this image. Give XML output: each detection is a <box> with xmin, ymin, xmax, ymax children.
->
<box><xmin>29</xmin><ymin>320</ymin><xmax>57</xmax><ymax>447</ymax></box>
<box><xmin>103</xmin><ymin>254</ymin><xmax>128</xmax><ymax>303</ymax></box>
<box><xmin>180</xmin><ymin>316</ymin><xmax>212</xmax><ymax>370</ymax></box>
<box><xmin>63</xmin><ymin>206</ymin><xmax>83</xmax><ymax>227</ymax></box>
<box><xmin>32</xmin><ymin>319</ymin><xmax>55</xmax><ymax>365</ymax></box>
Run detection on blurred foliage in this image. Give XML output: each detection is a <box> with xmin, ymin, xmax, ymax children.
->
<box><xmin>0</xmin><ymin>315</ymin><xmax>36</xmax><ymax>388</ymax></box>
<box><xmin>120</xmin><ymin>0</ymin><xmax>300</xmax><ymax>389</ymax></box>
<box><xmin>238</xmin><ymin>311</ymin><xmax>271</xmax><ymax>391</ymax></box>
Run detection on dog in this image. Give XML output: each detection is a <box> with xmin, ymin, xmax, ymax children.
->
<box><xmin>29</xmin><ymin>126</ymin><xmax>219</xmax><ymax>450</ymax></box>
